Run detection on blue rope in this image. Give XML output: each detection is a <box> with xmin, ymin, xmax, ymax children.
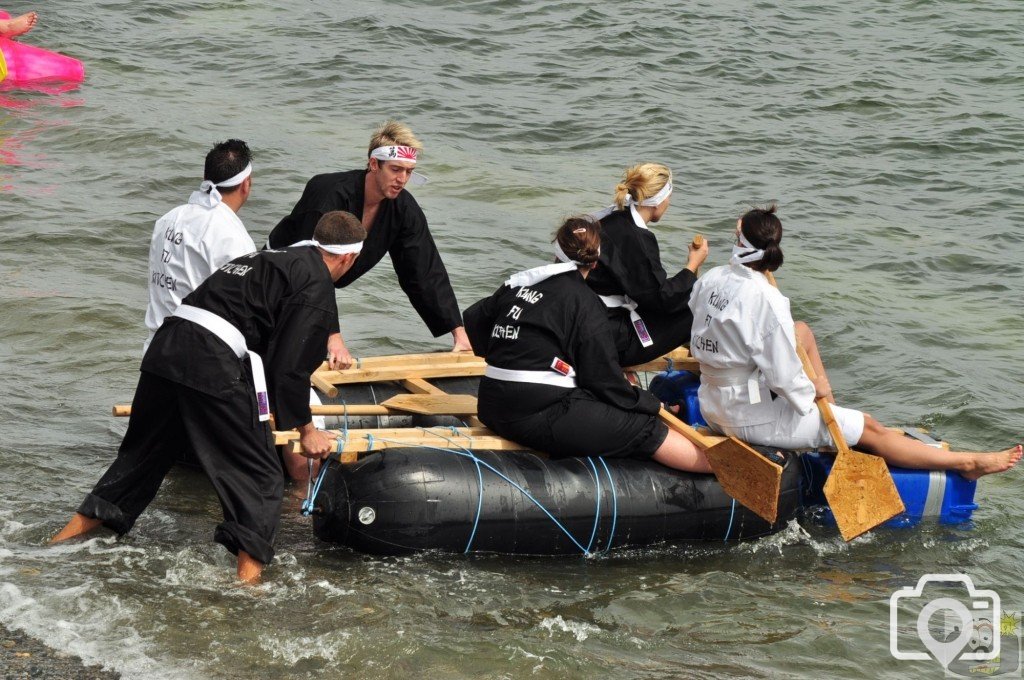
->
<box><xmin>597</xmin><ymin>457</ymin><xmax>618</xmax><ymax>553</ymax></box>
<box><xmin>301</xmin><ymin>401</ymin><xmax>349</xmax><ymax>516</ymax></box>
<box><xmin>457</xmin><ymin>429</ymin><xmax>484</xmax><ymax>554</ymax></box>
<box><xmin>464</xmin><ymin>447</ymin><xmax>484</xmax><ymax>554</ymax></box>
<box><xmin>412</xmin><ymin>429</ymin><xmax>594</xmax><ymax>555</ymax></box>
<box><xmin>584</xmin><ymin>458</ymin><xmax>602</xmax><ymax>554</ymax></box>
<box><xmin>723</xmin><ymin>498</ymin><xmax>736</xmax><ymax>542</ymax></box>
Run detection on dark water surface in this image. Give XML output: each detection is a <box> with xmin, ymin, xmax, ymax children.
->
<box><xmin>1</xmin><ymin>1</ymin><xmax>1022</xmax><ymax>677</ymax></box>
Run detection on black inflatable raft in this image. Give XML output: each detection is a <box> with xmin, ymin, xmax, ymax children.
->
<box><xmin>311</xmin><ymin>446</ymin><xmax>802</xmax><ymax>556</ymax></box>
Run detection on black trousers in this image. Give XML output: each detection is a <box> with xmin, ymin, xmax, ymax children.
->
<box><xmin>607</xmin><ymin>307</ymin><xmax>694</xmax><ymax>366</ymax></box>
<box><xmin>78</xmin><ymin>371</ymin><xmax>283</xmax><ymax>564</ymax></box>
<box><xmin>478</xmin><ymin>380</ymin><xmax>668</xmax><ymax>460</ymax></box>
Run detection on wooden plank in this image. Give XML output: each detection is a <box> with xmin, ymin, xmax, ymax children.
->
<box><xmin>115</xmin><ymin>403</ymin><xmax>422</xmax><ymax>418</ymax></box>
<box><xmin>624</xmin><ymin>347</ymin><xmax>700</xmax><ymax>373</ymax></box>
<box><xmin>286</xmin><ymin>433</ymin><xmax>527</xmax><ymax>457</ymax></box>
<box><xmin>274</xmin><ymin>426</ymin><xmax>497</xmax><ymax>446</ymax></box>
<box><xmin>380</xmin><ymin>394</ymin><xmax>478</xmax><ymax>415</ymax></box>
<box><xmin>310</xmin><ymin>372</ymin><xmax>339</xmax><ymax>398</ymax></box>
<box><xmin>402</xmin><ymin>378</ymin><xmax>446</xmax><ymax>395</ymax></box>
<box><xmin>626</xmin><ymin>356</ymin><xmax>701</xmax><ymax>373</ymax></box>
<box><xmin>357</xmin><ymin>352</ymin><xmax>480</xmax><ymax>367</ymax></box>
<box><xmin>318</xmin><ymin>362</ymin><xmax>486</xmax><ymax>386</ymax></box>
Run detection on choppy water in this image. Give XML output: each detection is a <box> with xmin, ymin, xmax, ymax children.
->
<box><xmin>1</xmin><ymin>0</ymin><xmax>1022</xmax><ymax>677</ymax></box>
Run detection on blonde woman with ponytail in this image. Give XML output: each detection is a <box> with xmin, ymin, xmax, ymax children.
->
<box><xmin>587</xmin><ymin>163</ymin><xmax>709</xmax><ymax>365</ymax></box>
<box><xmin>463</xmin><ymin>216</ymin><xmax>711</xmax><ymax>473</ymax></box>
<box><xmin>688</xmin><ymin>205</ymin><xmax>1021</xmax><ymax>479</ymax></box>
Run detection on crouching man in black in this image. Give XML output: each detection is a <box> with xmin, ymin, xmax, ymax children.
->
<box><xmin>52</xmin><ymin>211</ymin><xmax>366</xmax><ymax>583</ymax></box>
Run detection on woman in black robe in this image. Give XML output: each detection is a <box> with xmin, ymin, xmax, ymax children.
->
<box><xmin>464</xmin><ymin>216</ymin><xmax>711</xmax><ymax>473</ymax></box>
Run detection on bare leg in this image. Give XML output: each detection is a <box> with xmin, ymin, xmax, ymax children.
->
<box><xmin>50</xmin><ymin>513</ymin><xmax>103</xmax><ymax>543</ymax></box>
<box><xmin>652</xmin><ymin>429</ymin><xmax>713</xmax><ymax>473</ymax></box>
<box><xmin>794</xmin><ymin>321</ymin><xmax>834</xmax><ymax>404</ymax></box>
<box><xmin>283</xmin><ymin>448</ymin><xmax>319</xmax><ymax>482</ymax></box>
<box><xmin>0</xmin><ymin>12</ymin><xmax>38</xmax><ymax>38</ymax></box>
<box><xmin>237</xmin><ymin>550</ymin><xmax>263</xmax><ymax>583</ymax></box>
<box><xmin>855</xmin><ymin>416</ymin><xmax>1022</xmax><ymax>480</ymax></box>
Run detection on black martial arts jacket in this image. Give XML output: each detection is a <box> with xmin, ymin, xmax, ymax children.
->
<box><xmin>586</xmin><ymin>208</ymin><xmax>696</xmax><ymax>316</ymax></box>
<box><xmin>464</xmin><ymin>269</ymin><xmax>659</xmax><ymax>415</ymax></box>
<box><xmin>141</xmin><ymin>247</ymin><xmax>339</xmax><ymax>431</ymax></box>
<box><xmin>267</xmin><ymin>169</ymin><xmax>462</xmax><ymax>337</ymax></box>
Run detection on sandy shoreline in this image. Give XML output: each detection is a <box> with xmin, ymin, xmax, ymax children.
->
<box><xmin>1</xmin><ymin>622</ymin><xmax>120</xmax><ymax>679</ymax></box>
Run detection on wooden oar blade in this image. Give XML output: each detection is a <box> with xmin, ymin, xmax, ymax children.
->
<box><xmin>704</xmin><ymin>439</ymin><xmax>783</xmax><ymax>525</ymax></box>
<box><xmin>822</xmin><ymin>451</ymin><xmax>905</xmax><ymax>541</ymax></box>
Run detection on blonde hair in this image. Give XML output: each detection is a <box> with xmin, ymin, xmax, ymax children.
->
<box><xmin>613</xmin><ymin>162</ymin><xmax>671</xmax><ymax>210</ymax></box>
<box><xmin>367</xmin><ymin>120</ymin><xmax>423</xmax><ymax>158</ymax></box>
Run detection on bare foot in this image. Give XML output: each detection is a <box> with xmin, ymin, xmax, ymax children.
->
<box><xmin>0</xmin><ymin>12</ymin><xmax>38</xmax><ymax>38</ymax></box>
<box><xmin>237</xmin><ymin>550</ymin><xmax>263</xmax><ymax>584</ymax></box>
<box><xmin>960</xmin><ymin>444</ymin><xmax>1022</xmax><ymax>481</ymax></box>
<box><xmin>50</xmin><ymin>513</ymin><xmax>103</xmax><ymax>543</ymax></box>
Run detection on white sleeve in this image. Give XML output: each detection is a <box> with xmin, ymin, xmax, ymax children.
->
<box><xmin>751</xmin><ymin>311</ymin><xmax>816</xmax><ymax>415</ymax></box>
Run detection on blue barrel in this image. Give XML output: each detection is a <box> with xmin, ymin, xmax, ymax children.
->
<box><xmin>798</xmin><ymin>449</ymin><xmax>978</xmax><ymax>527</ymax></box>
<box><xmin>648</xmin><ymin>370</ymin><xmax>707</xmax><ymax>427</ymax></box>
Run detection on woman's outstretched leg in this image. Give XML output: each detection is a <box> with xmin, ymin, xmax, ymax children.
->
<box><xmin>855</xmin><ymin>415</ymin><xmax>1021</xmax><ymax>480</ymax></box>
<box><xmin>652</xmin><ymin>429</ymin><xmax>713</xmax><ymax>473</ymax></box>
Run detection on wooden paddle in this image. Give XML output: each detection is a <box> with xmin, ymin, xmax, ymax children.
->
<box><xmin>765</xmin><ymin>271</ymin><xmax>904</xmax><ymax>540</ymax></box>
<box><xmin>658</xmin><ymin>408</ymin><xmax>783</xmax><ymax>524</ymax></box>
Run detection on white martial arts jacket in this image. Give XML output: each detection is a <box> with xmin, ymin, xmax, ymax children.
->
<box><xmin>688</xmin><ymin>263</ymin><xmax>816</xmax><ymax>427</ymax></box>
<box><xmin>143</xmin><ymin>192</ymin><xmax>256</xmax><ymax>353</ymax></box>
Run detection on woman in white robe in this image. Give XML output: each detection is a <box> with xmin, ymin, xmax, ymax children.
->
<box><xmin>688</xmin><ymin>205</ymin><xmax>1020</xmax><ymax>480</ymax></box>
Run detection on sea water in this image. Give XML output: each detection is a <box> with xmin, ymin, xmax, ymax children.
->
<box><xmin>1</xmin><ymin>0</ymin><xmax>1022</xmax><ymax>677</ymax></box>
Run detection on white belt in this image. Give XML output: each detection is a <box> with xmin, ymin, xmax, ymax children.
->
<box><xmin>485</xmin><ymin>364</ymin><xmax>577</xmax><ymax>389</ymax></box>
<box><xmin>599</xmin><ymin>294</ymin><xmax>653</xmax><ymax>348</ymax></box>
<box><xmin>699</xmin><ymin>365</ymin><xmax>763</xmax><ymax>405</ymax></box>
<box><xmin>172</xmin><ymin>304</ymin><xmax>270</xmax><ymax>421</ymax></box>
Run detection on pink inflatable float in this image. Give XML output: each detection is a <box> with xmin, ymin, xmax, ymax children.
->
<box><xmin>0</xmin><ymin>11</ymin><xmax>84</xmax><ymax>87</ymax></box>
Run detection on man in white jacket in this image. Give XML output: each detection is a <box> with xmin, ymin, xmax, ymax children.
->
<box><xmin>144</xmin><ymin>139</ymin><xmax>256</xmax><ymax>353</ymax></box>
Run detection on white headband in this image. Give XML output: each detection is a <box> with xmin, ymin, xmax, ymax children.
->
<box><xmin>730</xmin><ymin>230</ymin><xmax>765</xmax><ymax>265</ymax></box>
<box><xmin>213</xmin><ymin>162</ymin><xmax>252</xmax><ymax>188</ymax></box>
<box><xmin>289</xmin><ymin>239</ymin><xmax>364</xmax><ymax>256</ymax></box>
<box><xmin>554</xmin><ymin>240</ymin><xmax>581</xmax><ymax>265</ymax></box>
<box><xmin>195</xmin><ymin>163</ymin><xmax>253</xmax><ymax>208</ymax></box>
<box><xmin>553</xmin><ymin>239</ymin><xmax>598</xmax><ymax>266</ymax></box>
<box><xmin>626</xmin><ymin>176</ymin><xmax>673</xmax><ymax>208</ymax></box>
<box><xmin>370</xmin><ymin>145</ymin><xmax>418</xmax><ymax>164</ymax></box>
<box><xmin>589</xmin><ymin>173</ymin><xmax>673</xmax><ymax>224</ymax></box>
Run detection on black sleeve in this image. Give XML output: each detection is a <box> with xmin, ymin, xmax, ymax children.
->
<box><xmin>621</xmin><ymin>233</ymin><xmax>696</xmax><ymax>316</ymax></box>
<box><xmin>462</xmin><ymin>288</ymin><xmax>502</xmax><ymax>358</ymax></box>
<box><xmin>574</xmin><ymin>302</ymin><xmax>661</xmax><ymax>415</ymax></box>
<box><xmin>264</xmin><ymin>302</ymin><xmax>335</xmax><ymax>431</ymax></box>
<box><xmin>267</xmin><ymin>178</ymin><xmax>331</xmax><ymax>249</ymax></box>
<box><xmin>389</xmin><ymin>207</ymin><xmax>463</xmax><ymax>336</ymax></box>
